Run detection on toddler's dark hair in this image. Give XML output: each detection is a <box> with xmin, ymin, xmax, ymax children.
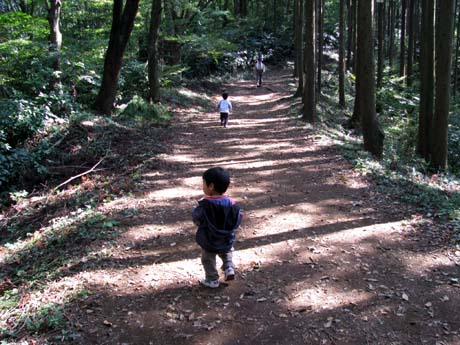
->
<box><xmin>222</xmin><ymin>92</ymin><xmax>229</xmax><ymax>99</ymax></box>
<box><xmin>203</xmin><ymin>167</ymin><xmax>230</xmax><ymax>194</ymax></box>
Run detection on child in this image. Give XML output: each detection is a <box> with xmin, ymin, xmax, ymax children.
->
<box><xmin>192</xmin><ymin>167</ymin><xmax>243</xmax><ymax>288</ymax></box>
<box><xmin>254</xmin><ymin>57</ymin><xmax>266</xmax><ymax>87</ymax></box>
<box><xmin>217</xmin><ymin>92</ymin><xmax>232</xmax><ymax>128</ymax></box>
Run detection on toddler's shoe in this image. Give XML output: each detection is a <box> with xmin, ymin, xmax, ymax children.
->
<box><xmin>200</xmin><ymin>279</ymin><xmax>219</xmax><ymax>288</ymax></box>
<box><xmin>224</xmin><ymin>267</ymin><xmax>235</xmax><ymax>281</ymax></box>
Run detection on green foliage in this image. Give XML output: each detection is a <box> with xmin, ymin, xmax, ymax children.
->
<box><xmin>0</xmin><ymin>12</ymin><xmax>48</xmax><ymax>97</ymax></box>
<box><xmin>0</xmin><ymin>98</ymin><xmax>44</xmax><ymax>146</ymax></box>
<box><xmin>163</xmin><ymin>86</ymin><xmax>211</xmax><ymax>111</ymax></box>
<box><xmin>24</xmin><ymin>304</ymin><xmax>65</xmax><ymax>333</ymax></box>
<box><xmin>61</xmin><ymin>0</ymin><xmax>112</xmax><ymax>40</ymax></box>
<box><xmin>0</xmin><ymin>12</ymin><xmax>47</xmax><ymax>41</ymax></box>
<box><xmin>117</xmin><ymin>60</ymin><xmax>148</xmax><ymax>100</ymax></box>
<box><xmin>376</xmin><ymin>78</ymin><xmax>420</xmax><ymax>163</ymax></box>
<box><xmin>161</xmin><ymin>64</ymin><xmax>190</xmax><ymax>87</ymax></box>
<box><xmin>119</xmin><ymin>96</ymin><xmax>171</xmax><ymax>125</ymax></box>
<box><xmin>181</xmin><ymin>34</ymin><xmax>237</xmax><ymax>78</ymax></box>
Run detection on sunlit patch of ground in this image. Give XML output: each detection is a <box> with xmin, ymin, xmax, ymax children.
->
<box><xmin>5</xmin><ymin>71</ymin><xmax>458</xmax><ymax>344</ymax></box>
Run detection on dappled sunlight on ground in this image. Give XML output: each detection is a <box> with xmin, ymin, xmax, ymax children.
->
<box><xmin>286</xmin><ymin>286</ymin><xmax>372</xmax><ymax>312</ymax></box>
<box><xmin>147</xmin><ymin>186</ymin><xmax>199</xmax><ymax>200</ymax></box>
<box><xmin>399</xmin><ymin>250</ymin><xmax>455</xmax><ymax>275</ymax></box>
<box><xmin>5</xmin><ymin>71</ymin><xmax>455</xmax><ymax>344</ymax></box>
<box><xmin>231</xmin><ymin>92</ymin><xmax>279</xmax><ymax>104</ymax></box>
<box><xmin>318</xmin><ymin>220</ymin><xmax>408</xmax><ymax>243</ymax></box>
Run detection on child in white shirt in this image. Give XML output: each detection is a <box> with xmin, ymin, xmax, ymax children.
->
<box><xmin>217</xmin><ymin>92</ymin><xmax>232</xmax><ymax>128</ymax></box>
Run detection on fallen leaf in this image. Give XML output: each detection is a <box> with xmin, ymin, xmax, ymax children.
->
<box><xmin>103</xmin><ymin>320</ymin><xmax>113</xmax><ymax>327</ymax></box>
<box><xmin>402</xmin><ymin>293</ymin><xmax>409</xmax><ymax>301</ymax></box>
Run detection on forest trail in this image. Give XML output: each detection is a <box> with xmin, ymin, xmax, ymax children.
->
<box><xmin>73</xmin><ymin>71</ymin><xmax>460</xmax><ymax>345</ymax></box>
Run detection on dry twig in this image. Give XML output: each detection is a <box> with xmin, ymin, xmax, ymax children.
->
<box><xmin>52</xmin><ymin>158</ymin><xmax>105</xmax><ymax>192</ymax></box>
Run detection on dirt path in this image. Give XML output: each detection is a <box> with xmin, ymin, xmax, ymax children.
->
<box><xmin>73</xmin><ymin>71</ymin><xmax>460</xmax><ymax>345</ymax></box>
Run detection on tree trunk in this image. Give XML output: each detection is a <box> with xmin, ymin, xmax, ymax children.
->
<box><xmin>417</xmin><ymin>0</ymin><xmax>434</xmax><ymax>160</ymax></box>
<box><xmin>148</xmin><ymin>0</ymin><xmax>162</xmax><ymax>103</ymax></box>
<box><xmin>316</xmin><ymin>0</ymin><xmax>324</xmax><ymax>99</ymax></box>
<box><xmin>94</xmin><ymin>0</ymin><xmax>140</xmax><ymax>115</ymax></box>
<box><xmin>357</xmin><ymin>0</ymin><xmax>384</xmax><ymax>158</ymax></box>
<box><xmin>431</xmin><ymin>0</ymin><xmax>455</xmax><ymax>170</ymax></box>
<box><xmin>388</xmin><ymin>0</ymin><xmax>394</xmax><ymax>69</ymax></box>
<box><xmin>346</xmin><ymin>0</ymin><xmax>353</xmax><ymax>70</ymax></box>
<box><xmin>339</xmin><ymin>0</ymin><xmax>345</xmax><ymax>107</ymax></box>
<box><xmin>352</xmin><ymin>0</ymin><xmax>358</xmax><ymax>73</ymax></box>
<box><xmin>406</xmin><ymin>0</ymin><xmax>415</xmax><ymax>86</ymax></box>
<box><xmin>454</xmin><ymin>0</ymin><xmax>460</xmax><ymax>96</ymax></box>
<box><xmin>19</xmin><ymin>0</ymin><xmax>27</xmax><ymax>12</ymax></box>
<box><xmin>294</xmin><ymin>0</ymin><xmax>304</xmax><ymax>96</ymax></box>
<box><xmin>302</xmin><ymin>0</ymin><xmax>316</xmax><ymax>123</ymax></box>
<box><xmin>377</xmin><ymin>0</ymin><xmax>384</xmax><ymax>89</ymax></box>
<box><xmin>234</xmin><ymin>0</ymin><xmax>241</xmax><ymax>17</ymax></box>
<box><xmin>414</xmin><ymin>0</ymin><xmax>420</xmax><ymax>64</ymax></box>
<box><xmin>46</xmin><ymin>0</ymin><xmax>62</xmax><ymax>91</ymax></box>
<box><xmin>399</xmin><ymin>0</ymin><xmax>407</xmax><ymax>78</ymax></box>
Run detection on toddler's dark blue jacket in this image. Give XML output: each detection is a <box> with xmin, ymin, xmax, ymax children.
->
<box><xmin>192</xmin><ymin>196</ymin><xmax>242</xmax><ymax>254</ymax></box>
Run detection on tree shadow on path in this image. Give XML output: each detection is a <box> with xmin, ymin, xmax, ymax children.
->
<box><xmin>65</xmin><ymin>70</ymin><xmax>460</xmax><ymax>345</ymax></box>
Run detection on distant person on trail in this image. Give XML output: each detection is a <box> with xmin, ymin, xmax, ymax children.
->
<box><xmin>192</xmin><ymin>167</ymin><xmax>243</xmax><ymax>288</ymax></box>
<box><xmin>254</xmin><ymin>57</ymin><xmax>266</xmax><ymax>87</ymax></box>
<box><xmin>217</xmin><ymin>91</ymin><xmax>232</xmax><ymax>128</ymax></box>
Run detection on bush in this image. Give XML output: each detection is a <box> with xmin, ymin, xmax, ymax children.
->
<box><xmin>118</xmin><ymin>96</ymin><xmax>171</xmax><ymax>124</ymax></box>
<box><xmin>0</xmin><ymin>98</ymin><xmax>45</xmax><ymax>147</ymax></box>
<box><xmin>118</xmin><ymin>60</ymin><xmax>149</xmax><ymax>101</ymax></box>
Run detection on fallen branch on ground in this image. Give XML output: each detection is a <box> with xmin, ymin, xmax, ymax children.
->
<box><xmin>53</xmin><ymin>157</ymin><xmax>105</xmax><ymax>192</ymax></box>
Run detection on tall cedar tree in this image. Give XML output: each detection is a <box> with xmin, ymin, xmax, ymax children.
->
<box><xmin>95</xmin><ymin>0</ymin><xmax>140</xmax><ymax>115</ymax></box>
<box><xmin>417</xmin><ymin>0</ymin><xmax>434</xmax><ymax>159</ymax></box>
<box><xmin>357</xmin><ymin>0</ymin><xmax>384</xmax><ymax>158</ymax></box>
<box><xmin>431</xmin><ymin>0</ymin><xmax>455</xmax><ymax>170</ymax></box>
<box><xmin>45</xmin><ymin>0</ymin><xmax>62</xmax><ymax>90</ymax></box>
<box><xmin>399</xmin><ymin>0</ymin><xmax>407</xmax><ymax>78</ymax></box>
<box><xmin>317</xmin><ymin>0</ymin><xmax>324</xmax><ymax>99</ymax></box>
<box><xmin>388</xmin><ymin>0</ymin><xmax>396</xmax><ymax>69</ymax></box>
<box><xmin>377</xmin><ymin>0</ymin><xmax>384</xmax><ymax>88</ymax></box>
<box><xmin>294</xmin><ymin>0</ymin><xmax>304</xmax><ymax>96</ymax></box>
<box><xmin>346</xmin><ymin>0</ymin><xmax>353</xmax><ymax>70</ymax></box>
<box><xmin>454</xmin><ymin>0</ymin><xmax>460</xmax><ymax>96</ymax></box>
<box><xmin>148</xmin><ymin>0</ymin><xmax>162</xmax><ymax>103</ymax></box>
<box><xmin>339</xmin><ymin>0</ymin><xmax>345</xmax><ymax>107</ymax></box>
<box><xmin>406</xmin><ymin>0</ymin><xmax>415</xmax><ymax>86</ymax></box>
<box><xmin>303</xmin><ymin>0</ymin><xmax>316</xmax><ymax>123</ymax></box>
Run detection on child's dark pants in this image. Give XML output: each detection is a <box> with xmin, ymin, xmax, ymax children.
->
<box><xmin>220</xmin><ymin>112</ymin><xmax>229</xmax><ymax>127</ymax></box>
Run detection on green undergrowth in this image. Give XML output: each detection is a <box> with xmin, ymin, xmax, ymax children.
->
<box><xmin>163</xmin><ymin>86</ymin><xmax>212</xmax><ymax>110</ymax></box>
<box><xmin>0</xmin><ymin>104</ymin><xmax>173</xmax><ymax>342</ymax></box>
<box><xmin>118</xmin><ymin>95</ymin><xmax>171</xmax><ymax>124</ymax></box>
<box><xmin>312</xmin><ymin>67</ymin><xmax>460</xmax><ymax>226</ymax></box>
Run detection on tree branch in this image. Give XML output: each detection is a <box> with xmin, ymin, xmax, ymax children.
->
<box><xmin>53</xmin><ymin>157</ymin><xmax>105</xmax><ymax>192</ymax></box>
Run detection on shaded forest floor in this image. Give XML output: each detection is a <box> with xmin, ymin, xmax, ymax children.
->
<box><xmin>1</xmin><ymin>70</ymin><xmax>460</xmax><ymax>344</ymax></box>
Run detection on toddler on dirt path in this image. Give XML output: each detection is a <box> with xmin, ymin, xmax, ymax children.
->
<box><xmin>192</xmin><ymin>167</ymin><xmax>243</xmax><ymax>288</ymax></box>
<box><xmin>217</xmin><ymin>91</ymin><xmax>232</xmax><ymax>128</ymax></box>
